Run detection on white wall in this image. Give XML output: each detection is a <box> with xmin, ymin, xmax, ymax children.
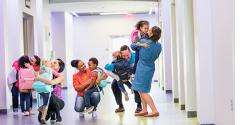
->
<box><xmin>159</xmin><ymin>0</ymin><xmax>173</xmax><ymax>91</ymax></box>
<box><xmin>193</xmin><ymin>0</ymin><xmax>235</xmax><ymax>124</ymax></box>
<box><xmin>0</xmin><ymin>0</ymin><xmax>7</xmax><ymax>110</ymax></box>
<box><xmin>211</xmin><ymin>0</ymin><xmax>235</xmax><ymax>124</ymax></box>
<box><xmin>72</xmin><ymin>14</ymin><xmax>157</xmax><ymax>67</ymax></box>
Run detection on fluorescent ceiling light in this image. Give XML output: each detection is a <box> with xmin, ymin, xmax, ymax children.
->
<box><xmin>100</xmin><ymin>12</ymin><xmax>129</xmax><ymax>15</ymax></box>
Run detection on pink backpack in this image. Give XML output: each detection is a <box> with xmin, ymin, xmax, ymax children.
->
<box><xmin>19</xmin><ymin>68</ymin><xmax>35</xmax><ymax>90</ymax></box>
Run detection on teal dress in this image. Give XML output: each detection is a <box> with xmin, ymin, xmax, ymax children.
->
<box><xmin>131</xmin><ymin>39</ymin><xmax>162</xmax><ymax>93</ymax></box>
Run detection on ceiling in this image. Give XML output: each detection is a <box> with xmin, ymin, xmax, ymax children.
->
<box><xmin>50</xmin><ymin>0</ymin><xmax>158</xmax><ymax>14</ymax></box>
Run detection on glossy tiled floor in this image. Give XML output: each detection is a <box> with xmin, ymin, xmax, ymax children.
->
<box><xmin>0</xmin><ymin>83</ymin><xmax>198</xmax><ymax>125</ymax></box>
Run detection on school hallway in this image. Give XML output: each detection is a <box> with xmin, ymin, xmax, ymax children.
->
<box><xmin>0</xmin><ymin>0</ymin><xmax>234</xmax><ymax>125</ymax></box>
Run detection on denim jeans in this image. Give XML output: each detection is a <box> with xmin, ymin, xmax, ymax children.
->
<box><xmin>11</xmin><ymin>82</ymin><xmax>19</xmax><ymax>112</ymax></box>
<box><xmin>84</xmin><ymin>88</ymin><xmax>99</xmax><ymax>107</ymax></box>
<box><xmin>117</xmin><ymin>80</ymin><xmax>132</xmax><ymax>93</ymax></box>
<box><xmin>40</xmin><ymin>93</ymin><xmax>50</xmax><ymax>106</ymax></box>
<box><xmin>20</xmin><ymin>92</ymin><xmax>31</xmax><ymax>112</ymax></box>
<box><xmin>74</xmin><ymin>91</ymin><xmax>100</xmax><ymax>112</ymax></box>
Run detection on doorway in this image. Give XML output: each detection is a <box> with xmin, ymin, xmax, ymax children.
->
<box><xmin>23</xmin><ymin>12</ymin><xmax>35</xmax><ymax>56</ymax></box>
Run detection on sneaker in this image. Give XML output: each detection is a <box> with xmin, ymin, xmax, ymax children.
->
<box><xmin>83</xmin><ymin>106</ymin><xmax>94</xmax><ymax>114</ymax></box>
<box><xmin>22</xmin><ymin>111</ymin><xmax>29</xmax><ymax>116</ymax></box>
<box><xmin>79</xmin><ymin>112</ymin><xmax>85</xmax><ymax>118</ymax></box>
<box><xmin>92</xmin><ymin>110</ymin><xmax>97</xmax><ymax>118</ymax></box>
<box><xmin>50</xmin><ymin>113</ymin><xmax>56</xmax><ymax>123</ymax></box>
<box><xmin>124</xmin><ymin>92</ymin><xmax>129</xmax><ymax>101</ymax></box>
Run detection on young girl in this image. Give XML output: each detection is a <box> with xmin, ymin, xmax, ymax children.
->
<box><xmin>18</xmin><ymin>56</ymin><xmax>34</xmax><ymax>116</ymax></box>
<box><xmin>130</xmin><ymin>20</ymin><xmax>150</xmax><ymax>77</ymax></box>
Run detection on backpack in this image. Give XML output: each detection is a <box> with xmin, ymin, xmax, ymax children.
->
<box><xmin>32</xmin><ymin>65</ymin><xmax>53</xmax><ymax>93</ymax></box>
<box><xmin>92</xmin><ymin>69</ymin><xmax>107</xmax><ymax>88</ymax></box>
<box><xmin>18</xmin><ymin>68</ymin><xmax>35</xmax><ymax>90</ymax></box>
<box><xmin>113</xmin><ymin>59</ymin><xmax>132</xmax><ymax>81</ymax></box>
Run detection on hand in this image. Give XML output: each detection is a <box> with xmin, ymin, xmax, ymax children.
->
<box><xmin>142</xmin><ymin>43</ymin><xmax>149</xmax><ymax>48</ymax></box>
<box><xmin>135</xmin><ymin>42</ymin><xmax>141</xmax><ymax>46</ymax></box>
<box><xmin>95</xmin><ymin>78</ymin><xmax>101</xmax><ymax>85</ymax></box>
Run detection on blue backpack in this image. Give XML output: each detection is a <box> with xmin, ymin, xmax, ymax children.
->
<box><xmin>92</xmin><ymin>69</ymin><xmax>107</xmax><ymax>88</ymax></box>
<box><xmin>32</xmin><ymin>65</ymin><xmax>53</xmax><ymax>93</ymax></box>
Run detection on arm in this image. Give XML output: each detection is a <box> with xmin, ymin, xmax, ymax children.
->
<box><xmin>73</xmin><ymin>77</ymin><xmax>92</xmax><ymax>92</ymax></box>
<box><xmin>84</xmin><ymin>71</ymin><xmax>98</xmax><ymax>91</ymax></box>
<box><xmin>35</xmin><ymin>75</ymin><xmax>64</xmax><ymax>85</ymax></box>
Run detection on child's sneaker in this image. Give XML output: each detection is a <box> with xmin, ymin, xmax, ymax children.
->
<box><xmin>22</xmin><ymin>111</ymin><xmax>29</xmax><ymax>116</ymax></box>
<box><xmin>124</xmin><ymin>92</ymin><xmax>129</xmax><ymax>101</ymax></box>
<box><xmin>79</xmin><ymin>112</ymin><xmax>85</xmax><ymax>118</ymax></box>
<box><xmin>83</xmin><ymin>106</ymin><xmax>94</xmax><ymax>114</ymax></box>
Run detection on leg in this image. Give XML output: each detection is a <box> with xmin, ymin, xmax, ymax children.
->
<box><xmin>140</xmin><ymin>93</ymin><xmax>159</xmax><ymax>116</ymax></box>
<box><xmin>90</xmin><ymin>91</ymin><xmax>100</xmax><ymax>109</ymax></box>
<box><xmin>30</xmin><ymin>93</ymin><xmax>33</xmax><ymax>109</ymax></box>
<box><xmin>117</xmin><ymin>81</ymin><xmax>127</xmax><ymax>93</ymax></box>
<box><xmin>25</xmin><ymin>93</ymin><xmax>31</xmax><ymax>112</ymax></box>
<box><xmin>74</xmin><ymin>95</ymin><xmax>85</xmax><ymax>112</ymax></box>
<box><xmin>20</xmin><ymin>93</ymin><xmax>25</xmax><ymax>112</ymax></box>
<box><xmin>40</xmin><ymin>93</ymin><xmax>50</xmax><ymax>106</ymax></box>
<box><xmin>111</xmin><ymin>79</ymin><xmax>123</xmax><ymax>108</ymax></box>
<box><xmin>134</xmin><ymin>90</ymin><xmax>142</xmax><ymax>113</ymax></box>
<box><xmin>11</xmin><ymin>83</ymin><xmax>19</xmax><ymax>112</ymax></box>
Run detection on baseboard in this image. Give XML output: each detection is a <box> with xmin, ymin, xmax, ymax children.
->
<box><xmin>180</xmin><ymin>105</ymin><xmax>185</xmax><ymax>110</ymax></box>
<box><xmin>174</xmin><ymin>98</ymin><xmax>179</xmax><ymax>103</ymax></box>
<box><xmin>0</xmin><ymin>109</ymin><xmax>7</xmax><ymax>114</ymax></box>
<box><xmin>187</xmin><ymin>111</ymin><xmax>197</xmax><ymax>118</ymax></box>
<box><xmin>165</xmin><ymin>90</ymin><xmax>172</xmax><ymax>94</ymax></box>
<box><xmin>199</xmin><ymin>123</ymin><xmax>215</xmax><ymax>125</ymax></box>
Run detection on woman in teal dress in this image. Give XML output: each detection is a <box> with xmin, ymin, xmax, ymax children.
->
<box><xmin>131</xmin><ymin>26</ymin><xmax>162</xmax><ymax>117</ymax></box>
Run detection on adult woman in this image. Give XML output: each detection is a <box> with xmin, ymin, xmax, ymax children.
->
<box><xmin>35</xmin><ymin>58</ymin><xmax>65</xmax><ymax>124</ymax></box>
<box><xmin>71</xmin><ymin>59</ymin><xmax>107</xmax><ymax>118</ymax></box>
<box><xmin>132</xmin><ymin>26</ymin><xmax>162</xmax><ymax>117</ymax></box>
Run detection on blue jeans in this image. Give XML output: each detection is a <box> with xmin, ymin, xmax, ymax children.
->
<box><xmin>20</xmin><ymin>92</ymin><xmax>31</xmax><ymax>112</ymax></box>
<box><xmin>40</xmin><ymin>93</ymin><xmax>50</xmax><ymax>106</ymax></box>
<box><xmin>11</xmin><ymin>82</ymin><xmax>19</xmax><ymax>112</ymax></box>
<box><xmin>84</xmin><ymin>88</ymin><xmax>99</xmax><ymax>107</ymax></box>
<box><xmin>74</xmin><ymin>91</ymin><xmax>100</xmax><ymax>112</ymax></box>
<box><xmin>117</xmin><ymin>81</ymin><xmax>126</xmax><ymax>93</ymax></box>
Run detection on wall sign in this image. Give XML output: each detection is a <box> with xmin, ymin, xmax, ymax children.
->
<box><xmin>25</xmin><ymin>0</ymin><xmax>31</xmax><ymax>9</ymax></box>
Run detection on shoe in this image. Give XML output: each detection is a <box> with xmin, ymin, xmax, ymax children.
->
<box><xmin>144</xmin><ymin>112</ymin><xmax>159</xmax><ymax>117</ymax></box>
<box><xmin>135</xmin><ymin>112</ymin><xmax>148</xmax><ymax>116</ymax></box>
<box><xmin>50</xmin><ymin>113</ymin><xmax>56</xmax><ymax>123</ymax></box>
<box><xmin>83</xmin><ymin>106</ymin><xmax>94</xmax><ymax>114</ymax></box>
<box><xmin>92</xmin><ymin>110</ymin><xmax>97</xmax><ymax>118</ymax></box>
<box><xmin>124</xmin><ymin>92</ymin><xmax>129</xmax><ymax>101</ymax></box>
<box><xmin>29</xmin><ymin>110</ymin><xmax>35</xmax><ymax>115</ymax></box>
<box><xmin>79</xmin><ymin>112</ymin><xmax>85</xmax><ymax>118</ymax></box>
<box><xmin>135</xmin><ymin>107</ymin><xmax>142</xmax><ymax>113</ymax></box>
<box><xmin>115</xmin><ymin>107</ymin><xmax>125</xmax><ymax>113</ymax></box>
<box><xmin>22</xmin><ymin>111</ymin><xmax>29</xmax><ymax>116</ymax></box>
